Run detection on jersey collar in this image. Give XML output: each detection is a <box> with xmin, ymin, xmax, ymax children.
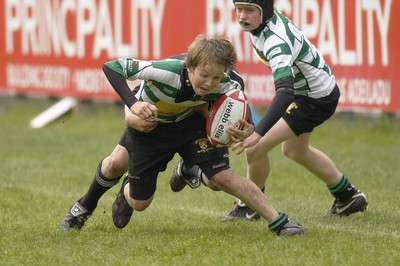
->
<box><xmin>174</xmin><ymin>66</ymin><xmax>196</xmax><ymax>103</ymax></box>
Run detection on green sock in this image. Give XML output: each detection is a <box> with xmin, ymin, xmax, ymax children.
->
<box><xmin>268</xmin><ymin>213</ymin><xmax>288</xmax><ymax>232</ymax></box>
<box><xmin>327</xmin><ymin>174</ymin><xmax>356</xmax><ymax>200</ymax></box>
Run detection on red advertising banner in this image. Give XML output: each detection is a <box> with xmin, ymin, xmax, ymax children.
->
<box><xmin>0</xmin><ymin>0</ymin><xmax>398</xmax><ymax>112</ymax></box>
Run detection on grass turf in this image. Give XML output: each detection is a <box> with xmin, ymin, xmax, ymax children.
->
<box><xmin>1</xmin><ymin>97</ymin><xmax>399</xmax><ymax>265</ymax></box>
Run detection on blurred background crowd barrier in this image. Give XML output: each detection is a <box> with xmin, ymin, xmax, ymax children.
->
<box><xmin>1</xmin><ymin>0</ymin><xmax>398</xmax><ymax>114</ymax></box>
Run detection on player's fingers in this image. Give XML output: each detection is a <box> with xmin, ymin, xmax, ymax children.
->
<box><xmin>140</xmin><ymin>105</ymin><xmax>158</xmax><ymax>121</ymax></box>
<box><xmin>145</xmin><ymin>116</ymin><xmax>156</xmax><ymax>122</ymax></box>
<box><xmin>230</xmin><ymin>135</ymin><xmax>240</xmax><ymax>143</ymax></box>
<box><xmin>237</xmin><ymin>139</ymin><xmax>251</xmax><ymax>154</ymax></box>
<box><xmin>135</xmin><ymin>112</ymin><xmax>146</xmax><ymax>120</ymax></box>
<box><xmin>143</xmin><ymin>107</ymin><xmax>154</xmax><ymax>117</ymax></box>
<box><xmin>228</xmin><ymin>128</ymin><xmax>246</xmax><ymax>141</ymax></box>
<box><xmin>231</xmin><ymin>142</ymin><xmax>237</xmax><ymax>151</ymax></box>
<box><xmin>235</xmin><ymin>146</ymin><xmax>244</xmax><ymax>155</ymax></box>
<box><xmin>231</xmin><ymin>142</ymin><xmax>243</xmax><ymax>154</ymax></box>
<box><xmin>150</xmin><ymin>108</ymin><xmax>158</xmax><ymax>118</ymax></box>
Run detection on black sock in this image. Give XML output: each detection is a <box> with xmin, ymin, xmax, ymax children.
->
<box><xmin>327</xmin><ymin>174</ymin><xmax>357</xmax><ymax>201</ymax></box>
<box><xmin>79</xmin><ymin>160</ymin><xmax>122</xmax><ymax>211</ymax></box>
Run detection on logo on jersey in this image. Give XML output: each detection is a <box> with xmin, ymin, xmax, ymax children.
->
<box><xmin>126</xmin><ymin>58</ymin><xmax>138</xmax><ymax>77</ymax></box>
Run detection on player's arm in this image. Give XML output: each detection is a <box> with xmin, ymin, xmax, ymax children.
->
<box><xmin>102</xmin><ymin>60</ymin><xmax>138</xmax><ymax>108</ymax></box>
<box><xmin>255</xmin><ymin>76</ymin><xmax>295</xmax><ymax>136</ymax></box>
<box><xmin>124</xmin><ymin>85</ymin><xmax>158</xmax><ymax>132</ymax></box>
<box><xmin>102</xmin><ymin>59</ymin><xmax>158</xmax><ymax>121</ymax></box>
<box><xmin>124</xmin><ymin>106</ymin><xmax>158</xmax><ymax>132</ymax></box>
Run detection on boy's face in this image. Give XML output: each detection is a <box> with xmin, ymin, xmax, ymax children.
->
<box><xmin>235</xmin><ymin>4</ymin><xmax>262</xmax><ymax>31</ymax></box>
<box><xmin>188</xmin><ymin>64</ymin><xmax>226</xmax><ymax>97</ymax></box>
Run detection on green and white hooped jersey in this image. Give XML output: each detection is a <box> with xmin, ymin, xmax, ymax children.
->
<box><xmin>105</xmin><ymin>58</ymin><xmax>243</xmax><ymax>123</ymax></box>
<box><xmin>251</xmin><ymin>10</ymin><xmax>336</xmax><ymax>99</ymax></box>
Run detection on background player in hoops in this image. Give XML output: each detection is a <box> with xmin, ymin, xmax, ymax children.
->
<box><xmin>222</xmin><ymin>0</ymin><xmax>368</xmax><ymax>221</ymax></box>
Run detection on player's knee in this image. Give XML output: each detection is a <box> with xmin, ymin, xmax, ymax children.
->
<box><xmin>129</xmin><ymin>198</ymin><xmax>152</xmax><ymax>211</ymax></box>
<box><xmin>282</xmin><ymin>145</ymin><xmax>303</xmax><ymax>161</ymax></box>
<box><xmin>245</xmin><ymin>146</ymin><xmax>267</xmax><ymax>161</ymax></box>
<box><xmin>209</xmin><ymin>172</ymin><xmax>232</xmax><ymax>192</ymax></box>
<box><xmin>208</xmin><ymin>184</ymin><xmax>220</xmax><ymax>191</ymax></box>
<box><xmin>206</xmin><ymin>180</ymin><xmax>221</xmax><ymax>191</ymax></box>
<box><xmin>103</xmin><ymin>156</ymin><xmax>128</xmax><ymax>177</ymax></box>
<box><xmin>109</xmin><ymin>158</ymin><xmax>128</xmax><ymax>174</ymax></box>
<box><xmin>200</xmin><ymin>174</ymin><xmax>219</xmax><ymax>191</ymax></box>
<box><xmin>127</xmin><ymin>183</ymin><xmax>155</xmax><ymax>211</ymax></box>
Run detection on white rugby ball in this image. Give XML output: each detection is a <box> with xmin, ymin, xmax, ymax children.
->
<box><xmin>206</xmin><ymin>89</ymin><xmax>249</xmax><ymax>147</ymax></box>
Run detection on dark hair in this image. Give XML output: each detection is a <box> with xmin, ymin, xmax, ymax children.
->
<box><xmin>233</xmin><ymin>0</ymin><xmax>274</xmax><ymax>22</ymax></box>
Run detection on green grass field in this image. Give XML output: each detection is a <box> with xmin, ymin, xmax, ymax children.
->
<box><xmin>1</xmin><ymin>96</ymin><xmax>399</xmax><ymax>266</ymax></box>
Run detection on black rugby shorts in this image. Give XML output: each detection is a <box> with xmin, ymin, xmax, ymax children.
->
<box><xmin>282</xmin><ymin>85</ymin><xmax>340</xmax><ymax>136</ymax></box>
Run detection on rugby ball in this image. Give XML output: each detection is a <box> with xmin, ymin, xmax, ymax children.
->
<box><xmin>206</xmin><ymin>89</ymin><xmax>250</xmax><ymax>147</ymax></box>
